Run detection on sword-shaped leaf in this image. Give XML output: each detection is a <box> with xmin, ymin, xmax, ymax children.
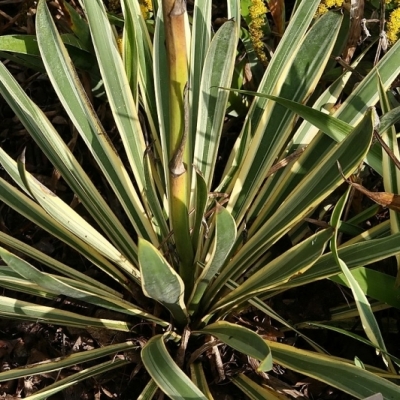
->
<box><xmin>199</xmin><ymin>321</ymin><xmax>272</xmax><ymax>372</ymax></box>
<box><xmin>142</xmin><ymin>335</ymin><xmax>208</xmax><ymax>400</ymax></box>
<box><xmin>139</xmin><ymin>239</ymin><xmax>188</xmax><ymax>327</ymax></box>
<box><xmin>269</xmin><ymin>341</ymin><xmax>400</xmax><ymax>399</ymax></box>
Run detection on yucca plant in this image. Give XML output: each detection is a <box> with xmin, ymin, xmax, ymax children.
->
<box><xmin>0</xmin><ymin>0</ymin><xmax>400</xmax><ymax>398</ymax></box>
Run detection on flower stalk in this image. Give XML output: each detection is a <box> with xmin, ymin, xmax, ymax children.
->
<box><xmin>162</xmin><ymin>0</ymin><xmax>194</xmax><ymax>296</ymax></box>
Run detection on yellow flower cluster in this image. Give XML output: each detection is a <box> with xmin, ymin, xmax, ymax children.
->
<box><xmin>387</xmin><ymin>7</ymin><xmax>400</xmax><ymax>44</ymax></box>
<box><xmin>316</xmin><ymin>0</ymin><xmax>344</xmax><ymax>16</ymax></box>
<box><xmin>386</xmin><ymin>1</ymin><xmax>400</xmax><ymax>45</ymax></box>
<box><xmin>140</xmin><ymin>0</ymin><xmax>153</xmax><ymax>19</ymax></box>
<box><xmin>248</xmin><ymin>0</ymin><xmax>268</xmax><ymax>66</ymax></box>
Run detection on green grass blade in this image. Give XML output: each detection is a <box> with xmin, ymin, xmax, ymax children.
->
<box><xmin>192</xmin><ymin>171</ymin><xmax>209</xmax><ymax>253</ymax></box>
<box><xmin>0</xmin><ymin>34</ymin><xmax>40</xmax><ymax>55</ymax></box>
<box><xmin>143</xmin><ymin>150</ymin><xmax>170</xmax><ymax>239</ymax></box>
<box><xmin>243</xmin><ymin>293</ymin><xmax>327</xmax><ymax>354</ymax></box>
<box><xmin>142</xmin><ymin>335</ymin><xmax>208</xmax><ymax>400</ymax></box>
<box><xmin>139</xmin><ymin>239</ymin><xmax>188</xmax><ymax>326</ymax></box>
<box><xmin>221</xmin><ymin>90</ymin><xmax>353</xmax><ymax>143</ymax></box>
<box><xmin>380</xmin><ymin>106</ymin><xmax>400</xmax><ymax>133</ymax></box>
<box><xmin>308</xmin><ymin>323</ymin><xmax>400</xmax><ymax>366</ymax></box>
<box><xmin>216</xmin><ymin>120</ymin><xmax>251</xmax><ymax>193</ymax></box>
<box><xmin>285</xmin><ymin>41</ymin><xmax>370</xmax><ymax>152</ymax></box>
<box><xmin>0</xmin><ymin>33</ymin><xmax>94</xmax><ymax>71</ymax></box>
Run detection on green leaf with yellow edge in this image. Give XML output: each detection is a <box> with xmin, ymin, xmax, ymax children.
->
<box><xmin>80</xmin><ymin>0</ymin><xmax>147</xmax><ymax>191</ymax></box>
<box><xmin>193</xmin><ymin>19</ymin><xmax>238</xmax><ymax>189</ymax></box>
<box><xmin>139</xmin><ymin>238</ymin><xmax>188</xmax><ymax>327</ymax></box>
<box><xmin>330</xmin><ymin>186</ymin><xmax>394</xmax><ymax>371</ymax></box>
<box><xmin>231</xmin><ymin>373</ymin><xmax>291</xmax><ymax>400</ymax></box>
<box><xmin>0</xmin><ymin>341</ymin><xmax>137</xmax><ymax>383</ymax></box>
<box><xmin>142</xmin><ymin>335</ymin><xmax>208</xmax><ymax>400</ymax></box>
<box><xmin>25</xmin><ymin>359</ymin><xmax>130</xmax><ymax>400</ymax></box>
<box><xmin>269</xmin><ymin>341</ymin><xmax>400</xmax><ymax>399</ymax></box>
<box><xmin>307</xmin><ymin>323</ymin><xmax>400</xmax><ymax>366</ymax></box>
<box><xmin>208</xmin><ymin>108</ymin><xmax>374</xmax><ymax>300</ymax></box>
<box><xmin>189</xmin><ymin>0</ymin><xmax>212</xmax><ymax>150</ymax></box>
<box><xmin>153</xmin><ymin>7</ymin><xmax>170</xmax><ymax>183</ymax></box>
<box><xmin>36</xmin><ymin>0</ymin><xmax>156</xmax><ymax>248</ymax></box>
<box><xmin>331</xmin><ymin>267</ymin><xmax>400</xmax><ymax>310</ymax></box>
<box><xmin>377</xmin><ymin>74</ymin><xmax>400</xmax><ymax>285</ymax></box>
<box><xmin>277</xmin><ymin>230</ymin><xmax>400</xmax><ymax>291</ymax></box>
<box><xmin>0</xmin><ymin>296</ymin><xmax>132</xmax><ymax>331</ymax></box>
<box><xmin>0</xmin><ymin>231</ymin><xmax>119</xmax><ymax>297</ymax></box>
<box><xmin>190</xmin><ymin>363</ymin><xmax>214</xmax><ymax>400</ymax></box>
<box><xmin>4</xmin><ymin>149</ymin><xmax>140</xmax><ymax>283</ymax></box>
<box><xmin>121</xmin><ymin>0</ymin><xmax>157</xmax><ymax>130</ymax></box>
<box><xmin>210</xmin><ymin>228</ymin><xmax>332</xmax><ymax>313</ymax></box>
<box><xmin>227</xmin><ymin>7</ymin><xmax>341</xmax><ymax>222</ymax></box>
<box><xmin>191</xmin><ymin>170</ymin><xmax>209</xmax><ymax>252</ymax></box>
<box><xmin>189</xmin><ymin>204</ymin><xmax>237</xmax><ymax>315</ymax></box>
<box><xmin>0</xmin><ymin>175</ymin><xmax>130</xmax><ymax>292</ymax></box>
<box><xmin>0</xmin><ymin>247</ymin><xmax>167</xmax><ymax>326</ymax></box>
<box><xmin>198</xmin><ymin>321</ymin><xmax>272</xmax><ymax>372</ymax></box>
<box><xmin>137</xmin><ymin>379</ymin><xmax>159</xmax><ymax>400</ymax></box>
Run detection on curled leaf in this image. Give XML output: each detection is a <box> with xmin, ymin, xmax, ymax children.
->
<box><xmin>338</xmin><ymin>161</ymin><xmax>400</xmax><ymax>212</ymax></box>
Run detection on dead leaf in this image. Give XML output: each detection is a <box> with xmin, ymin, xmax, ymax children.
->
<box><xmin>342</xmin><ymin>0</ymin><xmax>365</xmax><ymax>63</ymax></box>
<box><xmin>268</xmin><ymin>0</ymin><xmax>285</xmax><ymax>37</ymax></box>
<box><xmin>337</xmin><ymin>161</ymin><xmax>400</xmax><ymax>212</ymax></box>
<box><xmin>346</xmin><ymin>181</ymin><xmax>400</xmax><ymax>212</ymax></box>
